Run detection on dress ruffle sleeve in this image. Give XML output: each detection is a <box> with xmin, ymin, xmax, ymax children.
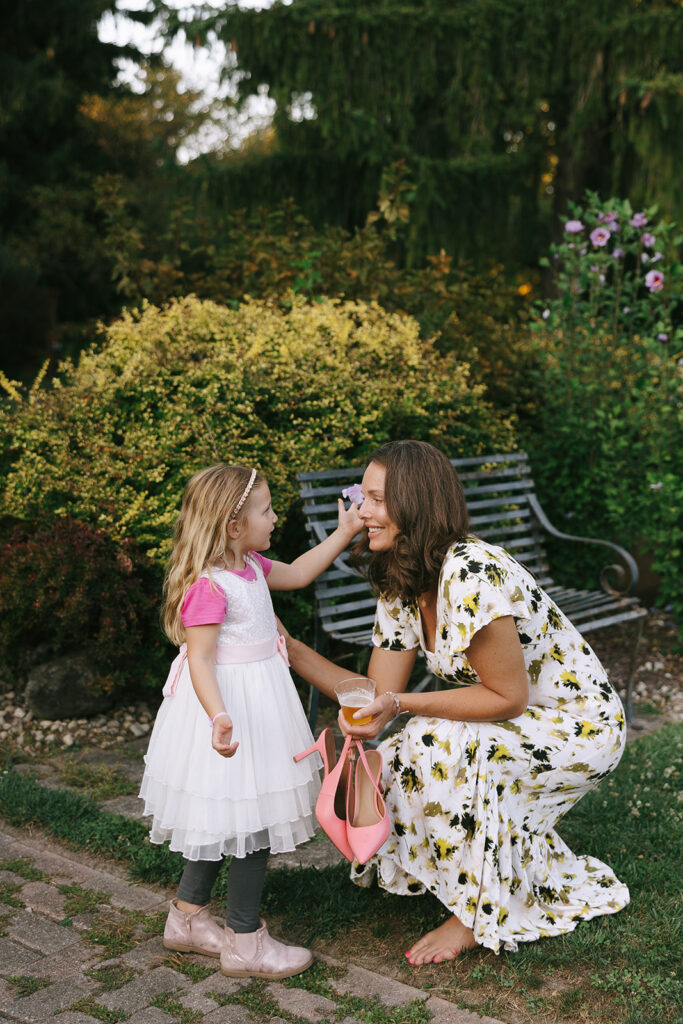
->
<box><xmin>440</xmin><ymin>542</ymin><xmax>532</xmax><ymax>657</ymax></box>
<box><xmin>180</xmin><ymin>577</ymin><xmax>227</xmax><ymax>627</ymax></box>
<box><xmin>372</xmin><ymin>594</ymin><xmax>420</xmax><ymax>651</ymax></box>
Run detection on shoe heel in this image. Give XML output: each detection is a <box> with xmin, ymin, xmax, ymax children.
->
<box><xmin>293</xmin><ymin>728</ymin><xmax>330</xmax><ymax>767</ymax></box>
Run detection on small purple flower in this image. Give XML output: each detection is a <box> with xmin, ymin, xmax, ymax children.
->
<box><xmin>342</xmin><ymin>484</ymin><xmax>365</xmax><ymax>505</ymax></box>
<box><xmin>604</xmin><ymin>211</ymin><xmax>619</xmax><ymax>223</ymax></box>
<box><xmin>649</xmin><ymin>481</ymin><xmax>663</xmax><ymax>490</ymax></box>
<box><xmin>542</xmin><ymin>309</ymin><xmax>550</xmax><ymax>320</ymax></box>
<box><xmin>590</xmin><ymin>227</ymin><xmax>611</xmax><ymax>247</ymax></box>
<box><xmin>565</xmin><ymin>220</ymin><xmax>584</xmax><ymax>234</ymax></box>
<box><xmin>641</xmin><ymin>232</ymin><xmax>656</xmax><ymax>248</ymax></box>
<box><xmin>590</xmin><ymin>264</ymin><xmax>599</xmax><ymax>273</ymax></box>
<box><xmin>612</xmin><ymin>248</ymin><xmax>624</xmax><ymax>259</ymax></box>
<box><xmin>651</xmin><ymin>251</ymin><xmax>663</xmax><ymax>263</ymax></box>
<box><xmin>645</xmin><ymin>269</ymin><xmax>664</xmax><ymax>292</ymax></box>
<box><xmin>630</xmin><ymin>212</ymin><xmax>648</xmax><ymax>227</ymax></box>
<box><xmin>622</xmin><ymin>307</ymin><xmax>631</xmax><ymax>314</ymax></box>
<box><xmin>657</xmin><ymin>333</ymin><xmax>668</xmax><ymax>341</ymax></box>
<box><xmin>641</xmin><ymin>253</ymin><xmax>650</xmax><ymax>263</ymax></box>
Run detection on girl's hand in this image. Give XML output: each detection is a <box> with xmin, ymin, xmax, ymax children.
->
<box><xmin>338</xmin><ymin>692</ymin><xmax>396</xmax><ymax>740</ymax></box>
<box><xmin>212</xmin><ymin>714</ymin><xmax>239</xmax><ymax>758</ymax></box>
<box><xmin>337</xmin><ymin>497</ymin><xmax>363</xmax><ymax>540</ymax></box>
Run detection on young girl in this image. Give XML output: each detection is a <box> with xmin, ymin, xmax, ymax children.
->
<box><xmin>139</xmin><ymin>464</ymin><xmax>362</xmax><ymax>979</ymax></box>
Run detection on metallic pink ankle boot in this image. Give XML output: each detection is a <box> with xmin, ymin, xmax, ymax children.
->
<box><xmin>163</xmin><ymin>899</ymin><xmax>224</xmax><ymax>957</ymax></box>
<box><xmin>220</xmin><ymin>919</ymin><xmax>313</xmax><ymax>979</ymax></box>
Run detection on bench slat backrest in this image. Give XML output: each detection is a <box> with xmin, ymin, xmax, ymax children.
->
<box><xmin>297</xmin><ymin>451</ymin><xmax>553</xmax><ymax>640</ymax></box>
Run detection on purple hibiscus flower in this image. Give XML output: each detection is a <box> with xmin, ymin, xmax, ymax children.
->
<box><xmin>645</xmin><ymin>269</ymin><xmax>664</xmax><ymax>292</ymax></box>
<box><xmin>565</xmin><ymin>220</ymin><xmax>584</xmax><ymax>234</ymax></box>
<box><xmin>590</xmin><ymin>227</ymin><xmax>611</xmax><ymax>247</ymax></box>
<box><xmin>630</xmin><ymin>212</ymin><xmax>648</xmax><ymax>227</ymax></box>
<box><xmin>342</xmin><ymin>483</ymin><xmax>365</xmax><ymax>505</ymax></box>
<box><xmin>641</xmin><ymin>232</ymin><xmax>656</xmax><ymax>248</ymax></box>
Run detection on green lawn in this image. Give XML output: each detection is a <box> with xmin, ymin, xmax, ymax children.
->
<box><xmin>0</xmin><ymin>723</ymin><xmax>680</xmax><ymax>1024</ymax></box>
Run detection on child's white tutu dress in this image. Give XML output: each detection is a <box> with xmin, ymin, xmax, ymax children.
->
<box><xmin>139</xmin><ymin>553</ymin><xmax>322</xmax><ymax>860</ymax></box>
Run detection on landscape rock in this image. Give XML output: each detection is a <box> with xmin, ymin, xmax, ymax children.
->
<box><xmin>24</xmin><ymin>654</ymin><xmax>114</xmax><ymax>719</ymax></box>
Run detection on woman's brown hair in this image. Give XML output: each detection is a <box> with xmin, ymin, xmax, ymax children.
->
<box><xmin>350</xmin><ymin>440</ymin><xmax>469</xmax><ymax>601</ymax></box>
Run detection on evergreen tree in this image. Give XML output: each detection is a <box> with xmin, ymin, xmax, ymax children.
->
<box><xmin>175</xmin><ymin>0</ymin><xmax>683</xmax><ymax>267</ymax></box>
<box><xmin>0</xmin><ymin>0</ymin><xmax>149</xmax><ymax>374</ymax></box>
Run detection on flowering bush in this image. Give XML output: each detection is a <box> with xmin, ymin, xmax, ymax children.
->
<box><xmin>0</xmin><ymin>517</ymin><xmax>169</xmax><ymax>692</ymax></box>
<box><xmin>539</xmin><ymin>192</ymin><xmax>681</xmax><ymax>347</ymax></box>
<box><xmin>526</xmin><ymin>193</ymin><xmax>682</xmax><ymax>633</ymax></box>
<box><xmin>0</xmin><ymin>295</ymin><xmax>516</xmax><ymax>677</ymax></box>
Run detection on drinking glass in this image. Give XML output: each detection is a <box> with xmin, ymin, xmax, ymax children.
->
<box><xmin>334</xmin><ymin>677</ymin><xmax>376</xmax><ymax>726</ymax></box>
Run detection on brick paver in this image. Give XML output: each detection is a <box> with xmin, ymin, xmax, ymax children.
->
<box><xmin>267</xmin><ymin>980</ymin><xmax>339</xmax><ymax>1022</ymax></box>
<box><xmin>0</xmin><ymin>818</ymin><xmax>505</xmax><ymax>1024</ymax></box>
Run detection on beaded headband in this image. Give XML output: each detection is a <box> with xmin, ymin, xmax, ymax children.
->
<box><xmin>229</xmin><ymin>468</ymin><xmax>257</xmax><ymax>521</ymax></box>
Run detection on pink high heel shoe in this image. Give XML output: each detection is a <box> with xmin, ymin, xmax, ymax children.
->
<box><xmin>346</xmin><ymin>741</ymin><xmax>390</xmax><ymax>865</ymax></box>
<box><xmin>294</xmin><ymin>729</ymin><xmax>354</xmax><ymax>862</ymax></box>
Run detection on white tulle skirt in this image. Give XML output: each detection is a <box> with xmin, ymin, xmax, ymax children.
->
<box><xmin>139</xmin><ymin>653</ymin><xmax>322</xmax><ymax>860</ymax></box>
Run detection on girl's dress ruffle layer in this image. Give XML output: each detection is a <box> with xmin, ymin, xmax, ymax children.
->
<box><xmin>140</xmin><ymin>655</ymin><xmax>321</xmax><ymax>860</ymax></box>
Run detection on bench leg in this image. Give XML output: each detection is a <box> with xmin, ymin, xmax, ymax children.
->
<box><xmin>624</xmin><ymin>617</ymin><xmax>645</xmax><ymax>727</ymax></box>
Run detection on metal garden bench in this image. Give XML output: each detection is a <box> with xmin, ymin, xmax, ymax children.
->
<box><xmin>296</xmin><ymin>451</ymin><xmax>646</xmax><ymax>725</ymax></box>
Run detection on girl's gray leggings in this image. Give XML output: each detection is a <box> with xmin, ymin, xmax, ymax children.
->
<box><xmin>176</xmin><ymin>847</ymin><xmax>269</xmax><ymax>933</ymax></box>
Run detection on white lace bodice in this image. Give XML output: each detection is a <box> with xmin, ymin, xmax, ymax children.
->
<box><xmin>205</xmin><ymin>558</ymin><xmax>277</xmax><ymax>646</ymax></box>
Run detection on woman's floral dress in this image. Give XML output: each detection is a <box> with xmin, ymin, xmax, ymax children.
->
<box><xmin>353</xmin><ymin>537</ymin><xmax>630</xmax><ymax>952</ymax></box>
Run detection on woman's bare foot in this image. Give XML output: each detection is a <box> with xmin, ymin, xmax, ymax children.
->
<box><xmin>405</xmin><ymin>915</ymin><xmax>477</xmax><ymax>965</ymax></box>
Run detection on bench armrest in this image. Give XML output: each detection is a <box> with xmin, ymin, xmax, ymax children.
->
<box><xmin>527</xmin><ymin>494</ymin><xmax>640</xmax><ymax>596</ymax></box>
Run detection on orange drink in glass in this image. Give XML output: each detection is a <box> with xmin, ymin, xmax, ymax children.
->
<box><xmin>334</xmin><ymin>677</ymin><xmax>376</xmax><ymax>726</ymax></box>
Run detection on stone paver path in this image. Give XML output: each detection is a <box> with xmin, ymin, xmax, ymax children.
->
<box><xmin>0</xmin><ymin>824</ymin><xmax>504</xmax><ymax>1024</ymax></box>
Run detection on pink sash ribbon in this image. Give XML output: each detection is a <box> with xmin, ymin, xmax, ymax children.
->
<box><xmin>162</xmin><ymin>633</ymin><xmax>290</xmax><ymax>697</ymax></box>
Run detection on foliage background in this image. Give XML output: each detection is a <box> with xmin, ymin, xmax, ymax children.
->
<box><xmin>0</xmin><ymin>295</ymin><xmax>514</xmax><ymax>693</ymax></box>
<box><xmin>0</xmin><ymin>0</ymin><xmax>680</xmax><ymax>695</ymax></box>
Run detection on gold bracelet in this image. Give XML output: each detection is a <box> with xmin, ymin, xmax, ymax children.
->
<box><xmin>385</xmin><ymin>691</ymin><xmax>402</xmax><ymax>717</ymax></box>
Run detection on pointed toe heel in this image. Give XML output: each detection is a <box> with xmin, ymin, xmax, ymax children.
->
<box><xmin>295</xmin><ymin>729</ymin><xmax>355</xmax><ymax>862</ymax></box>
<box><xmin>346</xmin><ymin>741</ymin><xmax>390</xmax><ymax>865</ymax></box>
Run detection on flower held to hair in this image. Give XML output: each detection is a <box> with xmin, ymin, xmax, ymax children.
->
<box><xmin>590</xmin><ymin>227</ymin><xmax>611</xmax><ymax>247</ymax></box>
<box><xmin>342</xmin><ymin>484</ymin><xmax>365</xmax><ymax>504</ymax></box>
<box><xmin>645</xmin><ymin>269</ymin><xmax>664</xmax><ymax>292</ymax></box>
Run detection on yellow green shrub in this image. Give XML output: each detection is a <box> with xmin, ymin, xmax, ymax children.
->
<box><xmin>1</xmin><ymin>294</ymin><xmax>516</xmax><ymax>569</ymax></box>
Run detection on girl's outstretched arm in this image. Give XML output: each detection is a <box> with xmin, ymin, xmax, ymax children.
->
<box><xmin>267</xmin><ymin>499</ymin><xmax>363</xmax><ymax>590</ymax></box>
<box><xmin>186</xmin><ymin>623</ymin><xmax>239</xmax><ymax>758</ymax></box>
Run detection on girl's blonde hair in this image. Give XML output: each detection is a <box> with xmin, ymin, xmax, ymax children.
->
<box><xmin>162</xmin><ymin>464</ymin><xmax>265</xmax><ymax>644</ymax></box>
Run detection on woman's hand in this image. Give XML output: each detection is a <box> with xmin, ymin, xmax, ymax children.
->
<box><xmin>212</xmin><ymin>714</ymin><xmax>239</xmax><ymax>758</ymax></box>
<box><xmin>338</xmin><ymin>692</ymin><xmax>397</xmax><ymax>740</ymax></box>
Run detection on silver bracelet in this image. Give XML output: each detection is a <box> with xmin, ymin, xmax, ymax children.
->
<box><xmin>385</xmin><ymin>691</ymin><xmax>402</xmax><ymax>717</ymax></box>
